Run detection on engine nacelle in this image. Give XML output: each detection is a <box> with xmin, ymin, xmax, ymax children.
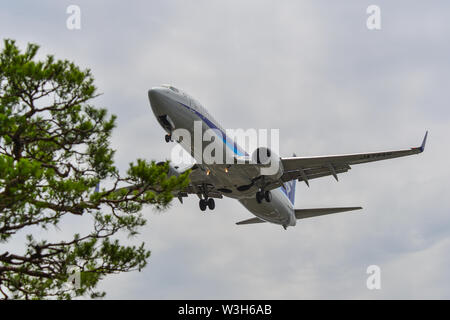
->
<box><xmin>251</xmin><ymin>147</ymin><xmax>284</xmax><ymax>179</ymax></box>
<box><xmin>168</xmin><ymin>165</ymin><xmax>181</xmax><ymax>177</ymax></box>
<box><xmin>156</xmin><ymin>161</ymin><xmax>181</xmax><ymax>177</ymax></box>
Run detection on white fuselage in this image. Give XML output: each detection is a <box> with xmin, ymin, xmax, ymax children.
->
<box><xmin>148</xmin><ymin>86</ymin><xmax>296</xmax><ymax>227</ymax></box>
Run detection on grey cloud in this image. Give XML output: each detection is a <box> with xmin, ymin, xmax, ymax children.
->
<box><xmin>1</xmin><ymin>0</ymin><xmax>449</xmax><ymax>299</ymax></box>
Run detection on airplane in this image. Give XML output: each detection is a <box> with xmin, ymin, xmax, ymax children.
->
<box><xmin>148</xmin><ymin>84</ymin><xmax>427</xmax><ymax>229</ymax></box>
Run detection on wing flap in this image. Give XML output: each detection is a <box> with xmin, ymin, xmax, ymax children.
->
<box><xmin>295</xmin><ymin>206</ymin><xmax>363</xmax><ymax>219</ymax></box>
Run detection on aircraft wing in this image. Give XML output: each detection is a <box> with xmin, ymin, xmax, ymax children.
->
<box><xmin>106</xmin><ymin>163</ymin><xmax>223</xmax><ymax>203</ymax></box>
<box><xmin>280</xmin><ymin>131</ymin><xmax>427</xmax><ymax>186</ymax></box>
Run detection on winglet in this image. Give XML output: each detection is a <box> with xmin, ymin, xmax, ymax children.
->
<box><xmin>419</xmin><ymin>131</ymin><xmax>428</xmax><ymax>153</ymax></box>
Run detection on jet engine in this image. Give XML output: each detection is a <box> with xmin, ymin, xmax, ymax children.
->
<box><xmin>156</xmin><ymin>161</ymin><xmax>181</xmax><ymax>177</ymax></box>
<box><xmin>251</xmin><ymin>147</ymin><xmax>284</xmax><ymax>179</ymax></box>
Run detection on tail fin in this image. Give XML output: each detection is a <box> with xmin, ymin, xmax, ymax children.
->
<box><xmin>281</xmin><ymin>153</ymin><xmax>297</xmax><ymax>205</ymax></box>
<box><xmin>283</xmin><ymin>179</ymin><xmax>296</xmax><ymax>205</ymax></box>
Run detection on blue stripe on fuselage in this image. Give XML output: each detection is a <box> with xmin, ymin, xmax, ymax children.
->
<box><xmin>178</xmin><ymin>102</ymin><xmax>248</xmax><ymax>157</ymax></box>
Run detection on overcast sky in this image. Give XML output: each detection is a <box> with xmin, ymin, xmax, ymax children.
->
<box><xmin>1</xmin><ymin>0</ymin><xmax>450</xmax><ymax>299</ymax></box>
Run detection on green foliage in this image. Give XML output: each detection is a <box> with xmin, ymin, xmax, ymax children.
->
<box><xmin>0</xmin><ymin>39</ymin><xmax>190</xmax><ymax>299</ymax></box>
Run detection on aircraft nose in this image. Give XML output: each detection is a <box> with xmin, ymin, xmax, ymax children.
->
<box><xmin>148</xmin><ymin>87</ymin><xmax>171</xmax><ymax>115</ymax></box>
<box><xmin>148</xmin><ymin>87</ymin><xmax>165</xmax><ymax>104</ymax></box>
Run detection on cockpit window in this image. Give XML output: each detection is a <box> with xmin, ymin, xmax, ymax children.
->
<box><xmin>161</xmin><ymin>84</ymin><xmax>179</xmax><ymax>93</ymax></box>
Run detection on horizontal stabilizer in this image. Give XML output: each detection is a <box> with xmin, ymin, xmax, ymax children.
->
<box><xmin>236</xmin><ymin>217</ymin><xmax>266</xmax><ymax>225</ymax></box>
<box><xmin>295</xmin><ymin>206</ymin><xmax>362</xmax><ymax>219</ymax></box>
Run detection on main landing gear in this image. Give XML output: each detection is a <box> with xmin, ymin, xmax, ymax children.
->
<box><xmin>164</xmin><ymin>133</ymin><xmax>171</xmax><ymax>143</ymax></box>
<box><xmin>256</xmin><ymin>190</ymin><xmax>272</xmax><ymax>204</ymax></box>
<box><xmin>199</xmin><ymin>198</ymin><xmax>215</xmax><ymax>211</ymax></box>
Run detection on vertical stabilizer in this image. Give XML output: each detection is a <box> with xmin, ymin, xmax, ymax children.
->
<box><xmin>281</xmin><ymin>153</ymin><xmax>297</xmax><ymax>205</ymax></box>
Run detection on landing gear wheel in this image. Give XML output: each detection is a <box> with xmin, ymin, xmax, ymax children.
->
<box><xmin>207</xmin><ymin>198</ymin><xmax>215</xmax><ymax>210</ymax></box>
<box><xmin>264</xmin><ymin>190</ymin><xmax>272</xmax><ymax>202</ymax></box>
<box><xmin>165</xmin><ymin>134</ymin><xmax>171</xmax><ymax>143</ymax></box>
<box><xmin>199</xmin><ymin>199</ymin><xmax>207</xmax><ymax>211</ymax></box>
<box><xmin>256</xmin><ymin>191</ymin><xmax>263</xmax><ymax>204</ymax></box>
